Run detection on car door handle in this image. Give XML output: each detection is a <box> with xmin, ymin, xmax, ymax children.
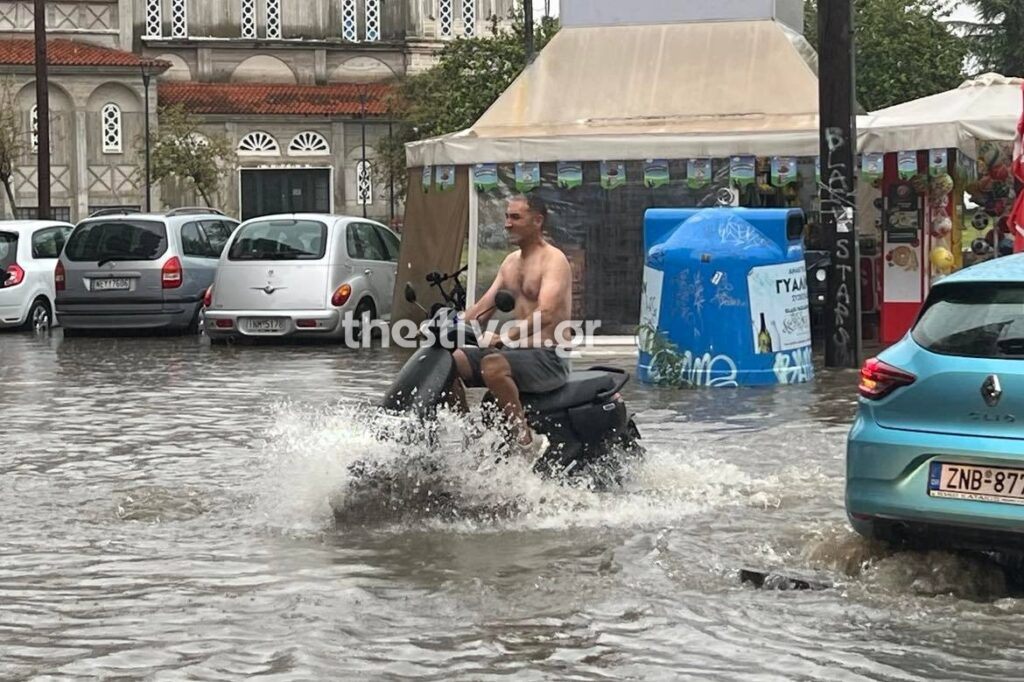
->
<box><xmin>364</xmin><ymin>269</ymin><xmax>372</xmax><ymax>276</ymax></box>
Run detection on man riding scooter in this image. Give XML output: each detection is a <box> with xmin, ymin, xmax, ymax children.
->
<box><xmin>450</xmin><ymin>194</ymin><xmax>573</xmax><ymax>457</ymax></box>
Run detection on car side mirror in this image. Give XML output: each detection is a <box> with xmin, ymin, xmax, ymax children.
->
<box><xmin>494</xmin><ymin>290</ymin><xmax>515</xmax><ymax>313</ymax></box>
<box><xmin>404</xmin><ymin>282</ymin><xmax>417</xmax><ymax>303</ymax></box>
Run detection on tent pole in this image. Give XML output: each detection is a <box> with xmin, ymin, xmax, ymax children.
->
<box><xmin>467</xmin><ymin>166</ymin><xmax>479</xmax><ymax>308</ymax></box>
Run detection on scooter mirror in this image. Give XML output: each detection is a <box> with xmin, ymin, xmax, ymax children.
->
<box><xmin>404</xmin><ymin>282</ymin><xmax>417</xmax><ymax>303</ymax></box>
<box><xmin>494</xmin><ymin>290</ymin><xmax>515</xmax><ymax>313</ymax></box>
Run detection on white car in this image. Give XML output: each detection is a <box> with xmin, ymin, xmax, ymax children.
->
<box><xmin>0</xmin><ymin>220</ymin><xmax>74</xmax><ymax>332</ymax></box>
<box><xmin>204</xmin><ymin>214</ymin><xmax>399</xmax><ymax>341</ymax></box>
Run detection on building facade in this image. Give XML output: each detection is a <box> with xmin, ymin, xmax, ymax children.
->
<box><xmin>0</xmin><ymin>0</ymin><xmax>515</xmax><ymax>222</ymax></box>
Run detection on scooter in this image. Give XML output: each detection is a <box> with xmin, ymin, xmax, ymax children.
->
<box><xmin>381</xmin><ymin>269</ymin><xmax>643</xmax><ymax>485</ymax></box>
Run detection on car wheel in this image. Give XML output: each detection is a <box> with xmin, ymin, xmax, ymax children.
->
<box><xmin>352</xmin><ymin>299</ymin><xmax>377</xmax><ymax>342</ymax></box>
<box><xmin>24</xmin><ymin>298</ymin><xmax>52</xmax><ymax>334</ymax></box>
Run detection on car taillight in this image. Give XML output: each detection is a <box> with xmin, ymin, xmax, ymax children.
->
<box><xmin>859</xmin><ymin>357</ymin><xmax>916</xmax><ymax>400</ymax></box>
<box><xmin>162</xmin><ymin>256</ymin><xmax>182</xmax><ymax>289</ymax></box>
<box><xmin>5</xmin><ymin>263</ymin><xmax>24</xmax><ymax>287</ymax></box>
<box><xmin>331</xmin><ymin>283</ymin><xmax>352</xmax><ymax>307</ymax></box>
<box><xmin>203</xmin><ymin>285</ymin><xmax>213</xmax><ymax>307</ymax></box>
<box><xmin>54</xmin><ymin>261</ymin><xmax>65</xmax><ymax>291</ymax></box>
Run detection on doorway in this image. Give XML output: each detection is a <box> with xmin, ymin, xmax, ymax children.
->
<box><xmin>240</xmin><ymin>168</ymin><xmax>332</xmax><ymax>220</ymax></box>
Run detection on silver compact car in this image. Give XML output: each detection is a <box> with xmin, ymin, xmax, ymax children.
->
<box><xmin>203</xmin><ymin>214</ymin><xmax>399</xmax><ymax>341</ymax></box>
<box><xmin>56</xmin><ymin>208</ymin><xmax>238</xmax><ymax>333</ymax></box>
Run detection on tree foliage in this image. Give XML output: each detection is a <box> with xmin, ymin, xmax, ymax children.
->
<box><xmin>139</xmin><ymin>104</ymin><xmax>235</xmax><ymax>208</ymax></box>
<box><xmin>804</xmin><ymin>0</ymin><xmax>968</xmax><ymax>111</ymax></box>
<box><xmin>378</xmin><ymin>12</ymin><xmax>559</xmax><ymax>198</ymax></box>
<box><xmin>0</xmin><ymin>78</ymin><xmax>24</xmax><ymax>216</ymax></box>
<box><xmin>952</xmin><ymin>1</ymin><xmax>1024</xmax><ymax>77</ymax></box>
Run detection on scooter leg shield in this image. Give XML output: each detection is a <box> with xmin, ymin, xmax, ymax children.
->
<box><xmin>382</xmin><ymin>346</ymin><xmax>458</xmax><ymax>418</ymax></box>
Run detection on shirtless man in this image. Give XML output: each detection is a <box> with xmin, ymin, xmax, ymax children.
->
<box><xmin>453</xmin><ymin>195</ymin><xmax>573</xmax><ymax>453</ymax></box>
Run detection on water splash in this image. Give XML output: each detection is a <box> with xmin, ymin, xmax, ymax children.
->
<box><xmin>250</xmin><ymin>401</ymin><xmax>841</xmax><ymax>536</ymax></box>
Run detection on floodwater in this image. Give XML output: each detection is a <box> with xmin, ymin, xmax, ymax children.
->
<box><xmin>2</xmin><ymin>331</ymin><xmax>1024</xmax><ymax>680</ymax></box>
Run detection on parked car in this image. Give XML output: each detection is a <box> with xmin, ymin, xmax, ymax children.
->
<box><xmin>55</xmin><ymin>208</ymin><xmax>238</xmax><ymax>333</ymax></box>
<box><xmin>847</xmin><ymin>255</ymin><xmax>1024</xmax><ymax>552</ymax></box>
<box><xmin>203</xmin><ymin>213</ymin><xmax>399</xmax><ymax>341</ymax></box>
<box><xmin>0</xmin><ymin>220</ymin><xmax>74</xmax><ymax>332</ymax></box>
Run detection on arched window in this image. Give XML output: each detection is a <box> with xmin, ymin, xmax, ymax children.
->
<box><xmin>237</xmin><ymin>131</ymin><xmax>280</xmax><ymax>156</ymax></box>
<box><xmin>288</xmin><ymin>131</ymin><xmax>330</xmax><ymax>155</ymax></box>
<box><xmin>356</xmin><ymin>160</ymin><xmax>373</xmax><ymax>205</ymax></box>
<box><xmin>101</xmin><ymin>103</ymin><xmax>122</xmax><ymax>153</ymax></box>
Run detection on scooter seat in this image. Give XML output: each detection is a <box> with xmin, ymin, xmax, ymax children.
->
<box><xmin>521</xmin><ymin>370</ymin><xmax>616</xmax><ymax>413</ymax></box>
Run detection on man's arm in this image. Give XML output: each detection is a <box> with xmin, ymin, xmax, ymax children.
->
<box><xmin>463</xmin><ymin>256</ymin><xmax>509</xmax><ymax>323</ymax></box>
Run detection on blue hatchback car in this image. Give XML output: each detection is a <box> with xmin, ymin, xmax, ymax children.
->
<box><xmin>847</xmin><ymin>255</ymin><xmax>1024</xmax><ymax>552</ymax></box>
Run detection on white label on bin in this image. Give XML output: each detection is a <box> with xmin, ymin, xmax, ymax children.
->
<box><xmin>747</xmin><ymin>262</ymin><xmax>811</xmax><ymax>354</ymax></box>
<box><xmin>638</xmin><ymin>266</ymin><xmax>664</xmax><ymax>354</ymax></box>
<box><xmin>711</xmin><ymin>271</ymin><xmax>723</xmax><ymax>285</ymax></box>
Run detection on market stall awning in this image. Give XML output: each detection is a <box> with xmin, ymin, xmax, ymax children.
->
<box><xmin>406</xmin><ymin>19</ymin><xmax>826</xmax><ymax>166</ymax></box>
<box><xmin>859</xmin><ymin>73</ymin><xmax>1023</xmax><ymax>156</ymax></box>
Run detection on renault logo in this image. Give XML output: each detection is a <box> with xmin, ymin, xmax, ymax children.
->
<box><xmin>981</xmin><ymin>374</ymin><xmax>1003</xmax><ymax>407</ymax></box>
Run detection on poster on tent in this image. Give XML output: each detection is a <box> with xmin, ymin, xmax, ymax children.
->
<box><xmin>687</xmin><ymin>158</ymin><xmax>711</xmax><ymax>189</ymax></box>
<box><xmin>435</xmin><ymin>165</ymin><xmax>456</xmax><ymax>192</ymax></box>
<box><xmin>730</xmin><ymin>156</ymin><xmax>755</xmax><ymax>186</ymax></box>
<box><xmin>929</xmin><ymin>149</ymin><xmax>948</xmax><ymax>176</ymax></box>
<box><xmin>473</xmin><ymin>163</ymin><xmax>498</xmax><ymax>192</ymax></box>
<box><xmin>897</xmin><ymin>151</ymin><xmax>918</xmax><ymax>180</ymax></box>
<box><xmin>422</xmin><ymin>165</ymin><xmax>432</xmax><ymax>193</ymax></box>
<box><xmin>643</xmin><ymin>160</ymin><xmax>670</xmax><ymax>188</ymax></box>
<box><xmin>747</xmin><ymin>261</ymin><xmax>811</xmax><ymax>354</ymax></box>
<box><xmin>557</xmin><ymin>162</ymin><xmax>583</xmax><ymax>189</ymax></box>
<box><xmin>861</xmin><ymin>153</ymin><xmax>883</xmax><ymax>183</ymax></box>
<box><xmin>771</xmin><ymin>157</ymin><xmax>797</xmax><ymax>186</ymax></box>
<box><xmin>514</xmin><ymin>162</ymin><xmax>540</xmax><ymax>192</ymax></box>
<box><xmin>600</xmin><ymin>161</ymin><xmax>626</xmax><ymax>190</ymax></box>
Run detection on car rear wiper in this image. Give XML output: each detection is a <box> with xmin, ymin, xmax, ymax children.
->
<box><xmin>97</xmin><ymin>253</ymin><xmax>129</xmax><ymax>267</ymax></box>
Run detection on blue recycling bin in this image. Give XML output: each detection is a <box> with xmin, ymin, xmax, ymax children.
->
<box><xmin>637</xmin><ymin>207</ymin><xmax>814</xmax><ymax>387</ymax></box>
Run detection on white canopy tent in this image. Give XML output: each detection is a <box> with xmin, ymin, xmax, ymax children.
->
<box><xmin>859</xmin><ymin>73</ymin><xmax>1023</xmax><ymax>157</ymax></box>
<box><xmin>406</xmin><ymin>18</ymin><xmax>829</xmax><ymax>167</ymax></box>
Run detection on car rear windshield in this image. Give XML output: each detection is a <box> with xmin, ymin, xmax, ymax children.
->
<box><xmin>0</xmin><ymin>232</ymin><xmax>16</xmax><ymax>269</ymax></box>
<box><xmin>913</xmin><ymin>283</ymin><xmax>1024</xmax><ymax>358</ymax></box>
<box><xmin>65</xmin><ymin>220</ymin><xmax>168</xmax><ymax>262</ymax></box>
<box><xmin>228</xmin><ymin>219</ymin><xmax>327</xmax><ymax>261</ymax></box>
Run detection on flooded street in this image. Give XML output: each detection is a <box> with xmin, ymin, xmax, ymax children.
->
<box><xmin>4</xmin><ymin>332</ymin><xmax>1024</xmax><ymax>680</ymax></box>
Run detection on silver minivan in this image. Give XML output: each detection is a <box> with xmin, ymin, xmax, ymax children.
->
<box><xmin>56</xmin><ymin>208</ymin><xmax>239</xmax><ymax>333</ymax></box>
<box><xmin>203</xmin><ymin>213</ymin><xmax>399</xmax><ymax>341</ymax></box>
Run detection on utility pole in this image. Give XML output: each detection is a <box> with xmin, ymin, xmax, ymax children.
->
<box><xmin>33</xmin><ymin>0</ymin><xmax>51</xmax><ymax>220</ymax></box>
<box><xmin>818</xmin><ymin>0</ymin><xmax>861</xmax><ymax>368</ymax></box>
<box><xmin>523</xmin><ymin>0</ymin><xmax>534</xmax><ymax>63</ymax></box>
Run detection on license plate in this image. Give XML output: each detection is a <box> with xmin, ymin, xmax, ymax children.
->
<box><xmin>93</xmin><ymin>277</ymin><xmax>131</xmax><ymax>291</ymax></box>
<box><xmin>243</xmin><ymin>317</ymin><xmax>285</xmax><ymax>334</ymax></box>
<box><xmin>928</xmin><ymin>461</ymin><xmax>1024</xmax><ymax>506</ymax></box>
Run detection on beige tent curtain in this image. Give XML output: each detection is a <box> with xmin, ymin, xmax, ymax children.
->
<box><xmin>390</xmin><ymin>167</ymin><xmax>469</xmax><ymax>323</ymax></box>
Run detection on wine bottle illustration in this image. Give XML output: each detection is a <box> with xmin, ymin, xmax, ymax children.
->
<box><xmin>757</xmin><ymin>313</ymin><xmax>773</xmax><ymax>353</ymax></box>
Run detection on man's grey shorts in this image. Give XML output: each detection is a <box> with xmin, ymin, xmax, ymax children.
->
<box><xmin>460</xmin><ymin>347</ymin><xmax>570</xmax><ymax>394</ymax></box>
